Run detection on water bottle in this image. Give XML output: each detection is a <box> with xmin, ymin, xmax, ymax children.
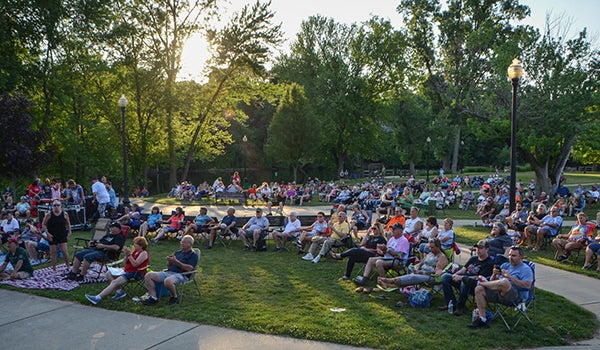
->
<box><xmin>472</xmin><ymin>308</ymin><xmax>480</xmax><ymax>322</ymax></box>
<box><xmin>448</xmin><ymin>300</ymin><xmax>454</xmax><ymax>314</ymax></box>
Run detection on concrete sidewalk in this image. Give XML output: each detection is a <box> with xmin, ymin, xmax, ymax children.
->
<box><xmin>0</xmin><ymin>289</ymin><xmax>370</xmax><ymax>350</ymax></box>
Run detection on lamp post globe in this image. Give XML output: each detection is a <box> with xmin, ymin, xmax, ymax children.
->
<box><xmin>242</xmin><ymin>135</ymin><xmax>248</xmax><ymax>188</ymax></box>
<box><xmin>507</xmin><ymin>58</ymin><xmax>523</xmax><ymax>213</ymax></box>
<box><xmin>118</xmin><ymin>94</ymin><xmax>130</xmax><ymax>206</ymax></box>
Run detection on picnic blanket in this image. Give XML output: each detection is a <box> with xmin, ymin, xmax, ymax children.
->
<box><xmin>0</xmin><ymin>263</ymin><xmax>108</xmax><ymax>291</ymax></box>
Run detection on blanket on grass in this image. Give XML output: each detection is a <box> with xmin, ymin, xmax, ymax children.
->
<box><xmin>0</xmin><ymin>263</ymin><xmax>108</xmax><ymax>291</ymax></box>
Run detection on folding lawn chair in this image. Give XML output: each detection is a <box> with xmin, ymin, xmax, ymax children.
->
<box><xmin>173</xmin><ymin>248</ymin><xmax>201</xmax><ymax>303</ymax></box>
<box><xmin>491</xmin><ymin>260</ymin><xmax>536</xmax><ymax>330</ymax></box>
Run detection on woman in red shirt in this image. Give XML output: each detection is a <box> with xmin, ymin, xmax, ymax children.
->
<box><xmin>84</xmin><ymin>236</ymin><xmax>150</xmax><ymax>304</ymax></box>
<box><xmin>152</xmin><ymin>207</ymin><xmax>185</xmax><ymax>243</ymax></box>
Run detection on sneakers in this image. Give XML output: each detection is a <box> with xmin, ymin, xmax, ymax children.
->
<box><xmin>142</xmin><ymin>296</ymin><xmax>159</xmax><ymax>306</ymax></box>
<box><xmin>294</xmin><ymin>240</ymin><xmax>302</xmax><ymax>248</ymax></box>
<box><xmin>453</xmin><ymin>308</ymin><xmax>466</xmax><ymax>316</ymax></box>
<box><xmin>112</xmin><ymin>289</ymin><xmax>127</xmax><ymax>300</ymax></box>
<box><xmin>168</xmin><ymin>296</ymin><xmax>180</xmax><ymax>305</ymax></box>
<box><xmin>74</xmin><ymin>274</ymin><xmax>85</xmax><ymax>282</ymax></box>
<box><xmin>312</xmin><ymin>255</ymin><xmax>321</xmax><ymax>264</ymax></box>
<box><xmin>557</xmin><ymin>254</ymin><xmax>568</xmax><ymax>262</ymax></box>
<box><xmin>244</xmin><ymin>244</ymin><xmax>250</xmax><ymax>251</ymax></box>
<box><xmin>467</xmin><ymin>317</ymin><xmax>489</xmax><ymax>329</ymax></box>
<box><xmin>132</xmin><ymin>293</ymin><xmax>150</xmax><ymax>303</ymax></box>
<box><xmin>85</xmin><ymin>294</ymin><xmax>101</xmax><ymax>305</ymax></box>
<box><xmin>274</xmin><ymin>247</ymin><xmax>281</xmax><ymax>252</ymax></box>
<box><xmin>66</xmin><ymin>272</ymin><xmax>77</xmax><ymax>280</ymax></box>
<box><xmin>302</xmin><ymin>253</ymin><xmax>314</xmax><ymax>261</ymax></box>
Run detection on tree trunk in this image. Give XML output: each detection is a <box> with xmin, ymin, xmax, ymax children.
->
<box><xmin>451</xmin><ymin>127</ymin><xmax>461</xmax><ymax>174</ymax></box>
<box><xmin>292</xmin><ymin>166</ymin><xmax>298</xmax><ymax>183</ymax></box>
<box><xmin>409</xmin><ymin>160</ymin><xmax>415</xmax><ymax>176</ymax></box>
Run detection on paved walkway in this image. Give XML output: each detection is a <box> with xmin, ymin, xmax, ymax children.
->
<box><xmin>1</xmin><ymin>200</ymin><xmax>598</xmax><ymax>349</ymax></box>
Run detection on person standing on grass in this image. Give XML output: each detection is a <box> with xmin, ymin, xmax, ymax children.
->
<box><xmin>41</xmin><ymin>200</ymin><xmax>72</xmax><ymax>272</ymax></box>
<box><xmin>85</xmin><ymin>236</ymin><xmax>149</xmax><ymax>305</ymax></box>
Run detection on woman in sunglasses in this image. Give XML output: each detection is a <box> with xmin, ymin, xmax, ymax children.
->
<box><xmin>330</xmin><ymin>222</ymin><xmax>387</xmax><ymax>280</ymax></box>
<box><xmin>41</xmin><ymin>200</ymin><xmax>72</xmax><ymax>271</ymax></box>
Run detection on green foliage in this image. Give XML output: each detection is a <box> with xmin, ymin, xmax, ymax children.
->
<box><xmin>265</xmin><ymin>83</ymin><xmax>317</xmax><ymax>179</ymax></box>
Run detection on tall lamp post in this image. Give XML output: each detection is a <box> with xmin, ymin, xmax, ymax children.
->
<box><xmin>507</xmin><ymin>58</ymin><xmax>523</xmax><ymax>213</ymax></box>
<box><xmin>118</xmin><ymin>94</ymin><xmax>130</xmax><ymax>206</ymax></box>
<box><xmin>426</xmin><ymin>136</ymin><xmax>431</xmax><ymax>183</ymax></box>
<box><xmin>242</xmin><ymin>135</ymin><xmax>248</xmax><ymax>188</ymax></box>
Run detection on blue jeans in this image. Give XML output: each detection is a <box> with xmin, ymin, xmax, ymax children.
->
<box><xmin>441</xmin><ymin>272</ymin><xmax>476</xmax><ymax>309</ymax></box>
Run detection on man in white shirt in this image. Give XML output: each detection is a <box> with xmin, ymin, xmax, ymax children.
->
<box><xmin>273</xmin><ymin>211</ymin><xmax>302</xmax><ymax>252</ymax></box>
<box><xmin>92</xmin><ymin>176</ymin><xmax>110</xmax><ymax>219</ymax></box>
<box><xmin>1</xmin><ymin>211</ymin><xmax>21</xmax><ymax>245</ymax></box>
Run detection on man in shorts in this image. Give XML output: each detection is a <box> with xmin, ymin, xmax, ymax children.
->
<box><xmin>206</xmin><ymin>207</ymin><xmax>238</xmax><ymax>249</ymax></box>
<box><xmin>142</xmin><ymin>235</ymin><xmax>198</xmax><ymax>306</ymax></box>
<box><xmin>273</xmin><ymin>211</ymin><xmax>302</xmax><ymax>252</ymax></box>
<box><xmin>469</xmin><ymin>246</ymin><xmax>533</xmax><ymax>328</ymax></box>
<box><xmin>67</xmin><ymin>222</ymin><xmax>125</xmax><ymax>282</ymax></box>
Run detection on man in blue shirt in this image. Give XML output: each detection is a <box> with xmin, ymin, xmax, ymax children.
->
<box><xmin>206</xmin><ymin>206</ymin><xmax>238</xmax><ymax>249</ymax></box>
<box><xmin>527</xmin><ymin>208</ymin><xmax>563</xmax><ymax>251</ymax></box>
<box><xmin>142</xmin><ymin>235</ymin><xmax>198</xmax><ymax>306</ymax></box>
<box><xmin>469</xmin><ymin>246</ymin><xmax>533</xmax><ymax>329</ymax></box>
<box><xmin>239</xmin><ymin>208</ymin><xmax>270</xmax><ymax>250</ymax></box>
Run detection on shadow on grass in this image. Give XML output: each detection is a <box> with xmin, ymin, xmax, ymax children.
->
<box><xmin>2</xmin><ymin>233</ymin><xmax>597</xmax><ymax>350</ymax></box>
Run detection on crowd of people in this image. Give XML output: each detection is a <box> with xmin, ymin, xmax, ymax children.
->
<box><xmin>1</xmin><ymin>171</ymin><xmax>600</xmax><ymax>331</ymax></box>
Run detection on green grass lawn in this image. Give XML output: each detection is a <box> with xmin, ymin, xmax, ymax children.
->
<box><xmin>3</xmin><ymin>230</ymin><xmax>597</xmax><ymax>350</ymax></box>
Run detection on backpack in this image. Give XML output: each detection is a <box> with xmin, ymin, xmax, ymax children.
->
<box><xmin>255</xmin><ymin>234</ymin><xmax>267</xmax><ymax>252</ymax></box>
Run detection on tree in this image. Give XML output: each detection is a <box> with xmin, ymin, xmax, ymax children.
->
<box><xmin>137</xmin><ymin>0</ymin><xmax>218</xmax><ymax>187</ymax></box>
<box><xmin>399</xmin><ymin>0</ymin><xmax>532</xmax><ymax>173</ymax></box>
<box><xmin>275</xmin><ymin>16</ymin><xmax>381</xmax><ymax>175</ymax></box>
<box><xmin>517</xmin><ymin>25</ymin><xmax>599</xmax><ymax>194</ymax></box>
<box><xmin>179</xmin><ymin>0</ymin><xmax>283</xmax><ymax>182</ymax></box>
<box><xmin>266</xmin><ymin>83</ymin><xmax>317</xmax><ymax>181</ymax></box>
<box><xmin>0</xmin><ymin>93</ymin><xmax>48</xmax><ymax>178</ymax></box>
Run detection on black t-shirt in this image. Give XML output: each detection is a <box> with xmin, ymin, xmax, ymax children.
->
<box><xmin>99</xmin><ymin>232</ymin><xmax>126</xmax><ymax>260</ymax></box>
<box><xmin>463</xmin><ymin>255</ymin><xmax>494</xmax><ymax>278</ymax></box>
<box><xmin>364</xmin><ymin>236</ymin><xmax>387</xmax><ymax>249</ymax></box>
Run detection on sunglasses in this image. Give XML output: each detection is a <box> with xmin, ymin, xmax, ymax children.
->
<box><xmin>52</xmin><ymin>204</ymin><xmax>61</xmax><ymax>207</ymax></box>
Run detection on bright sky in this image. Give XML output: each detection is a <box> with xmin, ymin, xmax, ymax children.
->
<box><xmin>178</xmin><ymin>0</ymin><xmax>600</xmax><ymax>82</ymax></box>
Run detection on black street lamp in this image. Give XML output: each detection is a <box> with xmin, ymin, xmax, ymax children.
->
<box><xmin>508</xmin><ymin>58</ymin><xmax>523</xmax><ymax>213</ymax></box>
<box><xmin>426</xmin><ymin>136</ymin><xmax>431</xmax><ymax>183</ymax></box>
<box><xmin>242</xmin><ymin>135</ymin><xmax>248</xmax><ymax>188</ymax></box>
<box><xmin>118</xmin><ymin>94</ymin><xmax>130</xmax><ymax>206</ymax></box>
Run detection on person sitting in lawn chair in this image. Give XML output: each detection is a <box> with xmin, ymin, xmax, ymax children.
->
<box><xmin>182</xmin><ymin>207</ymin><xmax>214</xmax><ymax>240</ymax></box>
<box><xmin>152</xmin><ymin>207</ymin><xmax>185</xmax><ymax>243</ymax></box>
<box><xmin>440</xmin><ymin>239</ymin><xmax>494</xmax><ymax>316</ymax></box>
<box><xmin>354</xmin><ymin>223</ymin><xmax>410</xmax><ymax>285</ymax></box>
<box><xmin>377</xmin><ymin>238</ymin><xmax>449</xmax><ymax>290</ymax></box>
<box><xmin>302</xmin><ymin>211</ymin><xmax>350</xmax><ymax>264</ymax></box>
<box><xmin>141</xmin><ymin>235</ymin><xmax>198</xmax><ymax>306</ymax></box>
<box><xmin>206</xmin><ymin>206</ymin><xmax>238</xmax><ymax>249</ymax></box>
<box><xmin>273</xmin><ymin>211</ymin><xmax>302</xmax><ymax>252</ymax></box>
<box><xmin>85</xmin><ymin>236</ymin><xmax>150</xmax><ymax>304</ymax></box>
<box><xmin>239</xmin><ymin>208</ymin><xmax>270</xmax><ymax>251</ymax></box>
<box><xmin>67</xmin><ymin>222</ymin><xmax>125</xmax><ymax>282</ymax></box>
<box><xmin>552</xmin><ymin>212</ymin><xmax>595</xmax><ymax>262</ymax></box>
<box><xmin>468</xmin><ymin>246</ymin><xmax>533</xmax><ymax>329</ymax></box>
<box><xmin>295</xmin><ymin>212</ymin><xmax>329</xmax><ymax>254</ymax></box>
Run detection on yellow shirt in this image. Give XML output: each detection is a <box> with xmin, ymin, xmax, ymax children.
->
<box><xmin>330</xmin><ymin>221</ymin><xmax>350</xmax><ymax>240</ymax></box>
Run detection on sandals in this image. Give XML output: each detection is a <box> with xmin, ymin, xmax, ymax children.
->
<box><xmin>354</xmin><ymin>286</ymin><xmax>372</xmax><ymax>294</ymax></box>
<box><xmin>582</xmin><ymin>265</ymin><xmax>592</xmax><ymax>270</ymax></box>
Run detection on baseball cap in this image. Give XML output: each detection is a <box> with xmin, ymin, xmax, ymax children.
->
<box><xmin>7</xmin><ymin>237</ymin><xmax>19</xmax><ymax>245</ymax></box>
<box><xmin>473</xmin><ymin>239</ymin><xmax>489</xmax><ymax>249</ymax></box>
<box><xmin>109</xmin><ymin>222</ymin><xmax>121</xmax><ymax>229</ymax></box>
<box><xmin>392</xmin><ymin>223</ymin><xmax>404</xmax><ymax>230</ymax></box>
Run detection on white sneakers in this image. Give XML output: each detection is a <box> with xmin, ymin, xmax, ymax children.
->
<box><xmin>301</xmin><ymin>253</ymin><xmax>314</xmax><ymax>261</ymax></box>
<box><xmin>311</xmin><ymin>255</ymin><xmax>321</xmax><ymax>264</ymax></box>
